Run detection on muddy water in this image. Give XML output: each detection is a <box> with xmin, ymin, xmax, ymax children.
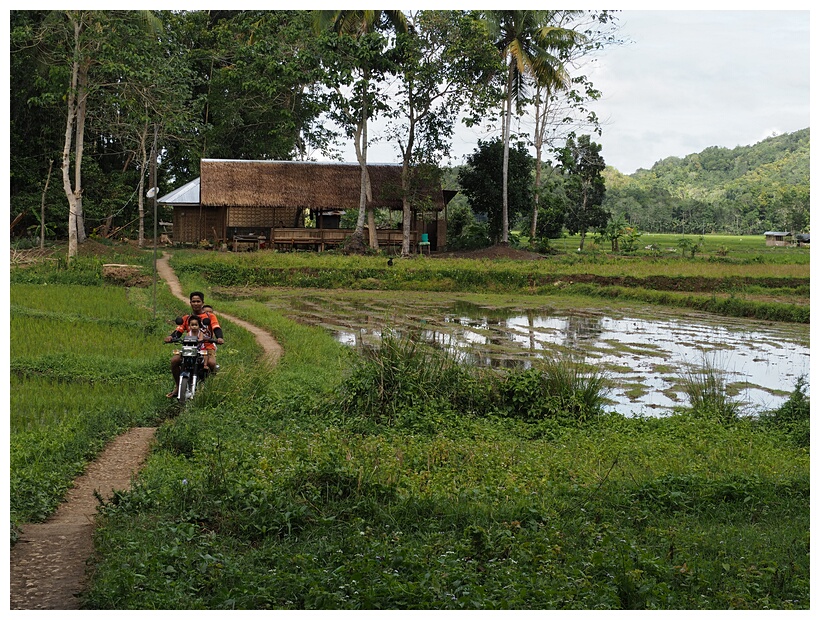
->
<box><xmin>273</xmin><ymin>293</ymin><xmax>809</xmax><ymax>417</ymax></box>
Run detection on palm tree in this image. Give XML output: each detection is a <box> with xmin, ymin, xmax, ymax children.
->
<box><xmin>485</xmin><ymin>10</ymin><xmax>582</xmax><ymax>245</ymax></box>
<box><xmin>313</xmin><ymin>11</ymin><xmax>407</xmax><ymax>251</ymax></box>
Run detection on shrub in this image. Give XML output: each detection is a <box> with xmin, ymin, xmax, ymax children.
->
<box><xmin>758</xmin><ymin>376</ymin><xmax>809</xmax><ymax>447</ymax></box>
<box><xmin>334</xmin><ymin>334</ymin><xmax>479</xmax><ymax>428</ymax></box>
<box><xmin>447</xmin><ymin>221</ymin><xmax>492</xmax><ymax>251</ymax></box>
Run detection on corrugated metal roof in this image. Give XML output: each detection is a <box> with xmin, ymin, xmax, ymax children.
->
<box><xmin>158</xmin><ymin>177</ymin><xmax>200</xmax><ymax>205</ymax></box>
<box><xmin>763</xmin><ymin>231</ymin><xmax>791</xmax><ymax>236</ymax></box>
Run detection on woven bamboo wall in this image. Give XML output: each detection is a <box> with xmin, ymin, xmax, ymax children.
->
<box><xmin>227</xmin><ymin>205</ymin><xmax>301</xmax><ymax>228</ymax></box>
<box><xmin>172</xmin><ymin>207</ymin><xmax>226</xmax><ymax>243</ymax></box>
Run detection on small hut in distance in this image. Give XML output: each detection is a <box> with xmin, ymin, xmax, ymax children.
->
<box><xmin>161</xmin><ymin>159</ymin><xmax>454</xmax><ymax>252</ymax></box>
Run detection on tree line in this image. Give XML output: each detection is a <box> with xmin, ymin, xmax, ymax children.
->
<box><xmin>10</xmin><ymin>9</ymin><xmax>619</xmax><ymax>256</ymax></box>
<box><xmin>446</xmin><ymin>127</ymin><xmax>809</xmax><ymax>251</ymax></box>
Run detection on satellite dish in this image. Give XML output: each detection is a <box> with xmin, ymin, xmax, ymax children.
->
<box><xmin>146</xmin><ymin>187</ymin><xmax>159</xmax><ymax>198</ymax></box>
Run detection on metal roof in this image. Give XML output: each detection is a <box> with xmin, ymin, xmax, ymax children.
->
<box><xmin>158</xmin><ymin>177</ymin><xmax>200</xmax><ymax>205</ymax></box>
<box><xmin>763</xmin><ymin>231</ymin><xmax>791</xmax><ymax>236</ymax></box>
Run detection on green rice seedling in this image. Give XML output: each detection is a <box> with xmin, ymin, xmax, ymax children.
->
<box><xmin>10</xmin><ymin>314</ymin><xmax>165</xmax><ymax>360</ymax></box>
<box><xmin>10</xmin><ymin>373</ymin><xmax>163</xmax><ymax>432</ymax></box>
<box><xmin>678</xmin><ymin>356</ymin><xmax>742</xmax><ymax>423</ymax></box>
<box><xmin>11</xmin><ymin>283</ymin><xmax>140</xmax><ymax>319</ymax></box>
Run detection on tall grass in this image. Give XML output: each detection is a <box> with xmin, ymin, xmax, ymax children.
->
<box><xmin>493</xmin><ymin>358</ymin><xmax>609</xmax><ymax>422</ymax></box>
<box><xmin>678</xmin><ymin>356</ymin><xmax>742</xmax><ymax>423</ymax></box>
<box><xmin>11</xmin><ymin>283</ymin><xmax>145</xmax><ymax>317</ymax></box>
<box><xmin>334</xmin><ymin>333</ymin><xmax>479</xmax><ymax>428</ymax></box>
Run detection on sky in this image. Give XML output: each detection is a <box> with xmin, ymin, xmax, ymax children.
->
<box><xmin>332</xmin><ymin>7</ymin><xmax>811</xmax><ymax>175</ymax></box>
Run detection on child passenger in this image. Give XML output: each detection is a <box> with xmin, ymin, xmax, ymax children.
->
<box><xmin>186</xmin><ymin>315</ymin><xmax>206</xmax><ymax>349</ymax></box>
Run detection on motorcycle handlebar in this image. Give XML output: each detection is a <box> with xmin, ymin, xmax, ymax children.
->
<box><xmin>165</xmin><ymin>337</ymin><xmax>220</xmax><ymax>344</ymax></box>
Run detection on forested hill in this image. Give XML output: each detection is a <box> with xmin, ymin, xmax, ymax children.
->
<box><xmin>602</xmin><ymin>128</ymin><xmax>810</xmax><ymax>235</ymax></box>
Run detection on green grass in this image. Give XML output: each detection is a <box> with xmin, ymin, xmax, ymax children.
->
<box><xmin>83</xmin><ymin>305</ymin><xmax>808</xmax><ymax>609</ymax></box>
<box><xmin>10</xmin><ymin>243</ymin><xmax>809</xmax><ymax>609</ymax></box>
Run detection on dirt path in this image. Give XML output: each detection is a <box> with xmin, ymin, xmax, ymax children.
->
<box><xmin>9</xmin><ymin>253</ymin><xmax>282</xmax><ymax>609</ymax></box>
<box><xmin>9</xmin><ymin>428</ymin><xmax>156</xmax><ymax>609</ymax></box>
<box><xmin>155</xmin><ymin>252</ymin><xmax>283</xmax><ymax>365</ymax></box>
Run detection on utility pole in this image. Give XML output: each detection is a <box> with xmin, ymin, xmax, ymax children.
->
<box><xmin>150</xmin><ymin>124</ymin><xmax>159</xmax><ymax>319</ymax></box>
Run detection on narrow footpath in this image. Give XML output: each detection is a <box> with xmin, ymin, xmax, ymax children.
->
<box><xmin>155</xmin><ymin>252</ymin><xmax>283</xmax><ymax>365</ymax></box>
<box><xmin>9</xmin><ymin>252</ymin><xmax>282</xmax><ymax>609</ymax></box>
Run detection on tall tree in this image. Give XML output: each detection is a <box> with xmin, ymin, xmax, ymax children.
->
<box><xmin>10</xmin><ymin>11</ymin><xmax>67</xmax><ymax>240</ymax></box>
<box><xmin>314</xmin><ymin>10</ymin><xmax>407</xmax><ymax>251</ymax></box>
<box><xmin>389</xmin><ymin>10</ymin><xmax>498</xmax><ymax>256</ymax></box>
<box><xmin>528</xmin><ymin>11</ymin><xmax>619</xmax><ymax>241</ymax></box>
<box><xmin>559</xmin><ymin>134</ymin><xmax>608</xmax><ymax>250</ymax></box>
<box><xmin>484</xmin><ymin>10</ymin><xmax>583</xmax><ymax>245</ymax></box>
<box><xmin>458</xmin><ymin>138</ymin><xmax>534</xmax><ymax>244</ymax></box>
<box><xmin>94</xmin><ymin>13</ymin><xmax>194</xmax><ymax>247</ymax></box>
<box><xmin>23</xmin><ymin>11</ymin><xmax>161</xmax><ymax>258</ymax></box>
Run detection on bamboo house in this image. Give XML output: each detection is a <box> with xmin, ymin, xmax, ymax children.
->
<box><xmin>159</xmin><ymin>159</ymin><xmax>455</xmax><ymax>251</ymax></box>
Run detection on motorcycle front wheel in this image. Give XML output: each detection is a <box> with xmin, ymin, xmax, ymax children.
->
<box><xmin>178</xmin><ymin>376</ymin><xmax>190</xmax><ymax>405</ymax></box>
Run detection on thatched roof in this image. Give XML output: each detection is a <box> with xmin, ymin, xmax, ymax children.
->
<box><xmin>199</xmin><ymin>159</ymin><xmax>445</xmax><ymax>211</ymax></box>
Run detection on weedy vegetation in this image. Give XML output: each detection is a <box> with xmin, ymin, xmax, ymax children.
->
<box><xmin>9</xmin><ymin>242</ymin><xmax>809</xmax><ymax>609</ymax></box>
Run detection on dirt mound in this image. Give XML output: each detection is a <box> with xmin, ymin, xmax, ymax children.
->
<box><xmin>435</xmin><ymin>245</ymin><xmax>545</xmax><ymax>260</ymax></box>
<box><xmin>102</xmin><ymin>264</ymin><xmax>152</xmax><ymax>287</ymax></box>
<box><xmin>342</xmin><ymin>230</ymin><xmax>369</xmax><ymax>254</ymax></box>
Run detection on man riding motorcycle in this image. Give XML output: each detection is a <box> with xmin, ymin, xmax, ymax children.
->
<box><xmin>164</xmin><ymin>291</ymin><xmax>224</xmax><ymax>398</ymax></box>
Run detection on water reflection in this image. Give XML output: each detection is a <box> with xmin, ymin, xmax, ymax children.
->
<box><xmin>283</xmin><ymin>296</ymin><xmax>809</xmax><ymax>417</ymax></box>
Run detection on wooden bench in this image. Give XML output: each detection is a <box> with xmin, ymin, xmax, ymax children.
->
<box><xmin>232</xmin><ymin>235</ymin><xmax>264</xmax><ymax>252</ymax></box>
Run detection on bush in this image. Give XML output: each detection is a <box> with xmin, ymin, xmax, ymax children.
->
<box><xmin>447</xmin><ymin>221</ymin><xmax>492</xmax><ymax>251</ymax></box>
<box><xmin>333</xmin><ymin>334</ymin><xmax>479</xmax><ymax>429</ymax></box>
<box><xmin>759</xmin><ymin>376</ymin><xmax>809</xmax><ymax>446</ymax></box>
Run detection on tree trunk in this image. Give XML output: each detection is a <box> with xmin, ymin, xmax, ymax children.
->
<box><xmin>578</xmin><ymin>184</ymin><xmax>589</xmax><ymax>250</ymax></box>
<box><xmin>352</xmin><ymin>77</ymin><xmax>374</xmax><ymax>251</ymax></box>
<box><xmin>400</xmin><ymin>155</ymin><xmax>412</xmax><ymax>258</ymax></box>
<box><xmin>531</xmin><ymin>89</ymin><xmax>544</xmax><ymax>240</ymax></box>
<box><xmin>501</xmin><ymin>62</ymin><xmax>514</xmax><ymax>246</ymax></box>
<box><xmin>62</xmin><ymin>18</ymin><xmax>81</xmax><ymax>260</ymax></box>
<box><xmin>74</xmin><ymin>57</ymin><xmax>89</xmax><ymax>244</ymax></box>
<box><xmin>532</xmin><ymin>155</ymin><xmax>542</xmax><ymax>241</ymax></box>
<box><xmin>353</xmin><ymin>132</ymin><xmax>368</xmax><ymax>232</ymax></box>
<box><xmin>400</xmin><ymin>111</ymin><xmax>416</xmax><ymax>258</ymax></box>
<box><xmin>137</xmin><ymin>122</ymin><xmax>148</xmax><ymax>248</ymax></box>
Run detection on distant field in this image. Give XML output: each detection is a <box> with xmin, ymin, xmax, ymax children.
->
<box><xmin>168</xmin><ymin>234</ymin><xmax>809</xmax><ymax>324</ymax></box>
<box><xmin>547</xmin><ymin>232</ymin><xmax>809</xmax><ymax>260</ymax></box>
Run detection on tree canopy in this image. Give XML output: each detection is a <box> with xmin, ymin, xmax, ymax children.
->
<box><xmin>458</xmin><ymin>138</ymin><xmax>534</xmax><ymax>244</ymax></box>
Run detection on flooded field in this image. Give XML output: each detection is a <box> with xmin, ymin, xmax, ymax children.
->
<box><xmin>265</xmin><ymin>291</ymin><xmax>809</xmax><ymax>417</ymax></box>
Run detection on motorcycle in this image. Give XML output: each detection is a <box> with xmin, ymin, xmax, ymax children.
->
<box><xmin>166</xmin><ymin>316</ymin><xmax>218</xmax><ymax>405</ymax></box>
